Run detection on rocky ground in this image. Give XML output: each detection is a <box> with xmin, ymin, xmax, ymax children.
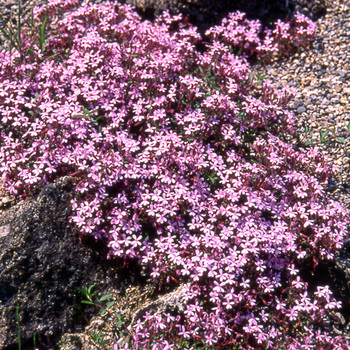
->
<box><xmin>0</xmin><ymin>0</ymin><xmax>350</xmax><ymax>349</ymax></box>
<box><xmin>252</xmin><ymin>0</ymin><xmax>350</xmax><ymax>209</ymax></box>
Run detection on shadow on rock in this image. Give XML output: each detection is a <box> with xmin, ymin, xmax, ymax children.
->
<box><xmin>123</xmin><ymin>0</ymin><xmax>327</xmax><ymax>34</ymax></box>
<box><xmin>0</xmin><ymin>177</ymin><xmax>122</xmax><ymax>349</ymax></box>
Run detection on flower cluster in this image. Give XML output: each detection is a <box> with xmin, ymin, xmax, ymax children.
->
<box><xmin>206</xmin><ymin>11</ymin><xmax>317</xmax><ymax>62</ymax></box>
<box><xmin>0</xmin><ymin>0</ymin><xmax>348</xmax><ymax>348</ymax></box>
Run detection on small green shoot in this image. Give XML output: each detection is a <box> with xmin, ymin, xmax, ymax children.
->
<box><xmin>17</xmin><ymin>0</ymin><xmax>22</xmax><ymax>63</ymax></box>
<box><xmin>76</xmin><ymin>285</ymin><xmax>129</xmax><ymax>349</ymax></box>
<box><xmin>16</xmin><ymin>306</ymin><xmax>21</xmax><ymax>350</ymax></box>
<box><xmin>90</xmin><ymin>330</ymin><xmax>108</xmax><ymax>348</ymax></box>
<box><xmin>256</xmin><ymin>72</ymin><xmax>267</xmax><ymax>84</ymax></box>
<box><xmin>207</xmin><ymin>172</ymin><xmax>218</xmax><ymax>185</ymax></box>
<box><xmin>297</xmin><ymin>123</ymin><xmax>350</xmax><ymax>147</ymax></box>
<box><xmin>39</xmin><ymin>16</ymin><xmax>49</xmax><ymax>53</ymax></box>
<box><xmin>99</xmin><ymin>293</ymin><xmax>114</xmax><ymax>317</ymax></box>
<box><xmin>71</xmin><ymin>107</ymin><xmax>105</xmax><ymax>129</ymax></box>
<box><xmin>0</xmin><ymin>2</ymin><xmax>57</xmax><ymax>64</ymax></box>
<box><xmin>115</xmin><ymin>312</ymin><xmax>126</xmax><ymax>330</ymax></box>
<box><xmin>0</xmin><ymin>0</ymin><xmax>23</xmax><ymax>62</ymax></box>
<box><xmin>203</xmin><ymin>170</ymin><xmax>219</xmax><ymax>187</ymax></box>
<box><xmin>77</xmin><ymin>285</ymin><xmax>115</xmax><ymax>316</ymax></box>
<box><xmin>248</xmin><ymin>72</ymin><xmax>254</xmax><ymax>84</ymax></box>
<box><xmin>336</xmin><ymin>136</ymin><xmax>345</xmax><ymax>143</ymax></box>
<box><xmin>248</xmin><ymin>72</ymin><xmax>267</xmax><ymax>85</ymax></box>
<box><xmin>77</xmin><ymin>284</ymin><xmax>99</xmax><ymax>304</ymax></box>
<box><xmin>319</xmin><ymin>129</ymin><xmax>329</xmax><ymax>143</ymax></box>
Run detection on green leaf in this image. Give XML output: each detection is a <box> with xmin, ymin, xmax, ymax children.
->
<box><xmin>304</xmin><ymin>126</ymin><xmax>310</xmax><ymax>134</ymax></box>
<box><xmin>237</xmin><ymin>112</ymin><xmax>245</xmax><ymax>120</ymax></box>
<box><xmin>319</xmin><ymin>130</ymin><xmax>328</xmax><ymax>142</ymax></box>
<box><xmin>81</xmin><ymin>300</ymin><xmax>96</xmax><ymax>306</ymax></box>
<box><xmin>304</xmin><ymin>140</ymin><xmax>314</xmax><ymax>146</ymax></box>
<box><xmin>15</xmin><ymin>0</ymin><xmax>23</xmax><ymax>63</ymax></box>
<box><xmin>39</xmin><ymin>16</ymin><xmax>48</xmax><ymax>53</ymax></box>
<box><xmin>34</xmin><ymin>91</ymin><xmax>40</xmax><ymax>102</ymax></box>
<box><xmin>30</xmin><ymin>8</ymin><xmax>34</xmax><ymax>33</ymax></box>
<box><xmin>78</xmin><ymin>284</ymin><xmax>99</xmax><ymax>301</ymax></box>
<box><xmin>88</xmin><ymin>286</ymin><xmax>98</xmax><ymax>298</ymax></box>
<box><xmin>82</xmin><ymin>106</ymin><xmax>90</xmax><ymax>114</ymax></box>
<box><xmin>41</xmin><ymin>52</ymin><xmax>58</xmax><ymax>62</ymax></box>
<box><xmin>347</xmin><ymin>121</ymin><xmax>350</xmax><ymax>131</ymax></box>
<box><xmin>257</xmin><ymin>73</ymin><xmax>267</xmax><ymax>83</ymax></box>
<box><xmin>99</xmin><ymin>293</ymin><xmax>112</xmax><ymax>302</ymax></box>
<box><xmin>106</xmin><ymin>301</ymin><xmax>115</xmax><ymax>309</ymax></box>
<box><xmin>100</xmin><ymin>308</ymin><xmax>107</xmax><ymax>316</ymax></box>
<box><xmin>0</xmin><ymin>21</ymin><xmax>19</xmax><ymax>50</ymax></box>
<box><xmin>76</xmin><ymin>287</ymin><xmax>84</xmax><ymax>294</ymax></box>
<box><xmin>71</xmin><ymin>114</ymin><xmax>88</xmax><ymax>119</ymax></box>
<box><xmin>336</xmin><ymin>137</ymin><xmax>345</xmax><ymax>143</ymax></box>
<box><xmin>0</xmin><ymin>21</ymin><xmax>12</xmax><ymax>42</ymax></box>
<box><xmin>115</xmin><ymin>312</ymin><xmax>123</xmax><ymax>321</ymax></box>
<box><xmin>91</xmin><ymin>330</ymin><xmax>107</xmax><ymax>345</ymax></box>
<box><xmin>248</xmin><ymin>72</ymin><xmax>254</xmax><ymax>84</ymax></box>
<box><xmin>95</xmin><ymin>115</ymin><xmax>105</xmax><ymax>122</ymax></box>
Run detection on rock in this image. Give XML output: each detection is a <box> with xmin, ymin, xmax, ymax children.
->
<box><xmin>127</xmin><ymin>282</ymin><xmax>189</xmax><ymax>331</ymax></box>
<box><xmin>56</xmin><ymin>333</ymin><xmax>96</xmax><ymax>350</ymax></box>
<box><xmin>298</xmin><ymin>244</ymin><xmax>350</xmax><ymax>337</ymax></box>
<box><xmin>124</xmin><ymin>0</ymin><xmax>294</xmax><ymax>33</ymax></box>
<box><xmin>293</xmin><ymin>0</ymin><xmax>327</xmax><ymax>20</ymax></box>
<box><xmin>0</xmin><ymin>177</ymin><xmax>121</xmax><ymax>349</ymax></box>
<box><xmin>297</xmin><ymin>105</ymin><xmax>307</xmax><ymax>113</ymax></box>
<box><xmin>123</xmin><ymin>0</ymin><xmax>327</xmax><ymax>32</ymax></box>
<box><xmin>64</xmin><ymin>282</ymin><xmax>189</xmax><ymax>349</ymax></box>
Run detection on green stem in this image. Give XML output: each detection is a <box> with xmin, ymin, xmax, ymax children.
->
<box><xmin>305</xmin><ymin>130</ymin><xmax>350</xmax><ymax>146</ymax></box>
<box><xmin>16</xmin><ymin>306</ymin><xmax>21</xmax><ymax>350</ymax></box>
<box><xmin>17</xmin><ymin>0</ymin><xmax>23</xmax><ymax>63</ymax></box>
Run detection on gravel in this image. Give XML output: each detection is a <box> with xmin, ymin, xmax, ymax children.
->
<box><xmin>252</xmin><ymin>0</ymin><xmax>350</xmax><ymax>209</ymax></box>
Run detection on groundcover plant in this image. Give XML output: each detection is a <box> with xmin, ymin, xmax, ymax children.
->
<box><xmin>0</xmin><ymin>0</ymin><xmax>349</xmax><ymax>348</ymax></box>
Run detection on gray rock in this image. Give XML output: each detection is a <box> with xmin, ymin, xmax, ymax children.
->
<box><xmin>297</xmin><ymin>105</ymin><xmax>307</xmax><ymax>113</ymax></box>
<box><xmin>291</xmin><ymin>99</ymin><xmax>304</xmax><ymax>109</ymax></box>
<box><xmin>0</xmin><ymin>177</ymin><xmax>120</xmax><ymax>349</ymax></box>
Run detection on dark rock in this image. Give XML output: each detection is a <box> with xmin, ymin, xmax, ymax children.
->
<box><xmin>333</xmin><ymin>249</ymin><xmax>350</xmax><ymax>315</ymax></box>
<box><xmin>123</xmin><ymin>0</ymin><xmax>327</xmax><ymax>33</ymax></box>
<box><xmin>0</xmin><ymin>177</ymin><xmax>121</xmax><ymax>349</ymax></box>
<box><xmin>298</xmin><ymin>244</ymin><xmax>350</xmax><ymax>337</ymax></box>
<box><xmin>293</xmin><ymin>0</ymin><xmax>327</xmax><ymax>20</ymax></box>
<box><xmin>125</xmin><ymin>0</ymin><xmax>294</xmax><ymax>32</ymax></box>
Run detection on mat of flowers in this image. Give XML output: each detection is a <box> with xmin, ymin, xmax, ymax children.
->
<box><xmin>0</xmin><ymin>0</ymin><xmax>349</xmax><ymax>348</ymax></box>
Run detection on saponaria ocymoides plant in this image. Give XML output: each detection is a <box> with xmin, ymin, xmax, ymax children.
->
<box><xmin>0</xmin><ymin>0</ymin><xmax>349</xmax><ymax>349</ymax></box>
